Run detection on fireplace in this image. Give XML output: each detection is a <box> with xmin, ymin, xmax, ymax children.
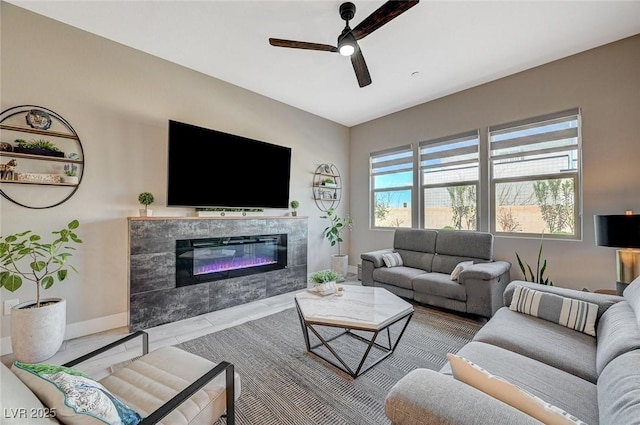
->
<box><xmin>175</xmin><ymin>234</ymin><xmax>287</xmax><ymax>287</ymax></box>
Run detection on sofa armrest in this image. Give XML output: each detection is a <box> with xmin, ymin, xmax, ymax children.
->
<box><xmin>459</xmin><ymin>261</ymin><xmax>511</xmax><ymax>280</ymax></box>
<box><xmin>504</xmin><ymin>280</ymin><xmax>622</xmax><ymax>320</ymax></box>
<box><xmin>385</xmin><ymin>369</ymin><xmax>542</xmax><ymax>425</ymax></box>
<box><xmin>360</xmin><ymin>249</ymin><xmax>394</xmax><ymax>269</ymax></box>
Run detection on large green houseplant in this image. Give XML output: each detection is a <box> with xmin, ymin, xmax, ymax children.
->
<box><xmin>321</xmin><ymin>209</ymin><xmax>353</xmax><ymax>280</ymax></box>
<box><xmin>0</xmin><ymin>220</ymin><xmax>82</xmax><ymax>362</ymax></box>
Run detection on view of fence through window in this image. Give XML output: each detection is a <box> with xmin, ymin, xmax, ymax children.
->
<box><xmin>369</xmin><ymin>109</ymin><xmax>581</xmax><ymax>238</ymax></box>
<box><xmin>490</xmin><ymin>109</ymin><xmax>580</xmax><ymax>236</ymax></box>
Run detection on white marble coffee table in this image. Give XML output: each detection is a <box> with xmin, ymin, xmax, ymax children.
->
<box><xmin>295</xmin><ymin>285</ymin><xmax>414</xmax><ymax>378</ymax></box>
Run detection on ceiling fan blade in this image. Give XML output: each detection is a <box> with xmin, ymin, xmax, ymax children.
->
<box><xmin>269</xmin><ymin>38</ymin><xmax>338</xmax><ymax>53</ymax></box>
<box><xmin>352</xmin><ymin>0</ymin><xmax>419</xmax><ymax>40</ymax></box>
<box><xmin>351</xmin><ymin>48</ymin><xmax>372</xmax><ymax>88</ymax></box>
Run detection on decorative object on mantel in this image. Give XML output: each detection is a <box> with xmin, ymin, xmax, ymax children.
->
<box><xmin>594</xmin><ymin>212</ymin><xmax>640</xmax><ymax>295</ymax></box>
<box><xmin>322</xmin><ymin>208</ymin><xmax>353</xmax><ymax>280</ymax></box>
<box><xmin>0</xmin><ymin>220</ymin><xmax>82</xmax><ymax>362</ymax></box>
<box><xmin>196</xmin><ymin>207</ymin><xmax>264</xmax><ymax>217</ymax></box>
<box><xmin>0</xmin><ymin>105</ymin><xmax>85</xmax><ymax>209</ymax></box>
<box><xmin>290</xmin><ymin>200</ymin><xmax>300</xmax><ymax>216</ymax></box>
<box><xmin>313</xmin><ymin>163</ymin><xmax>342</xmax><ymax>212</ymax></box>
<box><xmin>137</xmin><ymin>192</ymin><xmax>154</xmax><ymax>217</ymax></box>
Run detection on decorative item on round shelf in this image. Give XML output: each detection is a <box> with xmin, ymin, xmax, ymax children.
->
<box><xmin>25</xmin><ymin>109</ymin><xmax>52</xmax><ymax>130</ymax></box>
<box><xmin>16</xmin><ymin>172</ymin><xmax>61</xmax><ymax>184</ymax></box>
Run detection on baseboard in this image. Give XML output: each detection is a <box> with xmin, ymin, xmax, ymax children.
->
<box><xmin>0</xmin><ymin>312</ymin><xmax>128</xmax><ymax>356</ymax></box>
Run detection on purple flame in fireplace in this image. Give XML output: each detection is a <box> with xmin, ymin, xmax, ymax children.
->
<box><xmin>195</xmin><ymin>256</ymin><xmax>278</xmax><ymax>275</ymax></box>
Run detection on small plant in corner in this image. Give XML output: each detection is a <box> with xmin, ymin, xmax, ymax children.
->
<box><xmin>515</xmin><ymin>234</ymin><xmax>553</xmax><ymax>286</ymax></box>
<box><xmin>290</xmin><ymin>200</ymin><xmax>299</xmax><ymax>216</ymax></box>
<box><xmin>310</xmin><ymin>270</ymin><xmax>342</xmax><ymax>285</ymax></box>
<box><xmin>0</xmin><ymin>220</ymin><xmax>82</xmax><ymax>307</ymax></box>
<box><xmin>321</xmin><ymin>208</ymin><xmax>353</xmax><ymax>256</ymax></box>
<box><xmin>138</xmin><ymin>192</ymin><xmax>154</xmax><ymax>216</ymax></box>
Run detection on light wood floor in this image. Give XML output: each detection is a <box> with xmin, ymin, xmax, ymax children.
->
<box><xmin>2</xmin><ymin>275</ymin><xmax>360</xmax><ymax>379</ymax></box>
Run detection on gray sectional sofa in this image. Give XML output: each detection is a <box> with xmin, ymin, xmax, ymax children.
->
<box><xmin>385</xmin><ymin>279</ymin><xmax>640</xmax><ymax>425</ymax></box>
<box><xmin>360</xmin><ymin>228</ymin><xmax>511</xmax><ymax>318</ymax></box>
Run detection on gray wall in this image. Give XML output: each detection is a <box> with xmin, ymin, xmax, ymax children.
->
<box><xmin>349</xmin><ymin>34</ymin><xmax>640</xmax><ymax>292</ymax></box>
<box><xmin>0</xmin><ymin>3</ymin><xmax>350</xmax><ymax>344</ymax></box>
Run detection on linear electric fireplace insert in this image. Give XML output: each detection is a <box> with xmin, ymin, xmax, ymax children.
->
<box><xmin>175</xmin><ymin>234</ymin><xmax>287</xmax><ymax>287</ymax></box>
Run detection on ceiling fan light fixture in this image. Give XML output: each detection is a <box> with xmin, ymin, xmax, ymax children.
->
<box><xmin>338</xmin><ymin>30</ymin><xmax>357</xmax><ymax>56</ymax></box>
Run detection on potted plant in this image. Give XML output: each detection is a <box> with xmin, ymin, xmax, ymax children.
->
<box><xmin>0</xmin><ymin>220</ymin><xmax>82</xmax><ymax>362</ymax></box>
<box><xmin>321</xmin><ymin>208</ymin><xmax>353</xmax><ymax>280</ymax></box>
<box><xmin>290</xmin><ymin>200</ymin><xmax>300</xmax><ymax>216</ymax></box>
<box><xmin>515</xmin><ymin>235</ymin><xmax>553</xmax><ymax>286</ymax></box>
<box><xmin>62</xmin><ymin>164</ymin><xmax>79</xmax><ymax>184</ymax></box>
<box><xmin>309</xmin><ymin>269</ymin><xmax>342</xmax><ymax>295</ymax></box>
<box><xmin>13</xmin><ymin>138</ymin><xmax>65</xmax><ymax>158</ymax></box>
<box><xmin>138</xmin><ymin>192</ymin><xmax>154</xmax><ymax>217</ymax></box>
<box><xmin>322</xmin><ymin>178</ymin><xmax>337</xmax><ymax>188</ymax></box>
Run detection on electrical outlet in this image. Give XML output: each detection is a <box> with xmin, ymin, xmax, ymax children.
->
<box><xmin>4</xmin><ymin>299</ymin><xmax>19</xmax><ymax>315</ymax></box>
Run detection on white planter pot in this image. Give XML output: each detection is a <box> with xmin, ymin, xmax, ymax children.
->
<box><xmin>11</xmin><ymin>298</ymin><xmax>66</xmax><ymax>363</ymax></box>
<box><xmin>331</xmin><ymin>254</ymin><xmax>348</xmax><ymax>281</ymax></box>
<box><xmin>61</xmin><ymin>175</ymin><xmax>79</xmax><ymax>184</ymax></box>
<box><xmin>312</xmin><ymin>281</ymin><xmax>337</xmax><ymax>296</ymax></box>
<box><xmin>139</xmin><ymin>208</ymin><xmax>153</xmax><ymax>217</ymax></box>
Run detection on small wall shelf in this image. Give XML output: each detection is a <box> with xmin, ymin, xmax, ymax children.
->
<box><xmin>313</xmin><ymin>163</ymin><xmax>341</xmax><ymax>212</ymax></box>
<box><xmin>0</xmin><ymin>105</ymin><xmax>85</xmax><ymax>209</ymax></box>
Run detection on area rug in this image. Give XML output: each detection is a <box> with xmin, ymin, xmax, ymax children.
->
<box><xmin>177</xmin><ymin>304</ymin><xmax>484</xmax><ymax>425</ymax></box>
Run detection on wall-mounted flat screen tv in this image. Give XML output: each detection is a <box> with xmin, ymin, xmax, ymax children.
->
<box><xmin>167</xmin><ymin>120</ymin><xmax>292</xmax><ymax>209</ymax></box>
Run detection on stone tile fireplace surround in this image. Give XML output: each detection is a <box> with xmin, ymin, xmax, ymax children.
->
<box><xmin>128</xmin><ymin>216</ymin><xmax>308</xmax><ymax>331</ymax></box>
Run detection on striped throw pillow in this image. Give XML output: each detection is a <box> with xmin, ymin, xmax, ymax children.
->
<box><xmin>382</xmin><ymin>252</ymin><xmax>403</xmax><ymax>268</ymax></box>
<box><xmin>510</xmin><ymin>285</ymin><xmax>598</xmax><ymax>336</ymax></box>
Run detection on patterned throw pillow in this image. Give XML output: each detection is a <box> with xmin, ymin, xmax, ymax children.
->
<box><xmin>450</xmin><ymin>261</ymin><xmax>474</xmax><ymax>281</ymax></box>
<box><xmin>510</xmin><ymin>285</ymin><xmax>598</xmax><ymax>336</ymax></box>
<box><xmin>382</xmin><ymin>252</ymin><xmax>403</xmax><ymax>268</ymax></box>
<box><xmin>12</xmin><ymin>362</ymin><xmax>142</xmax><ymax>425</ymax></box>
<box><xmin>447</xmin><ymin>353</ymin><xmax>587</xmax><ymax>425</ymax></box>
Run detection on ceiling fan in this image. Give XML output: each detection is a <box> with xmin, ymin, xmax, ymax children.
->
<box><xmin>269</xmin><ymin>1</ymin><xmax>419</xmax><ymax>88</ymax></box>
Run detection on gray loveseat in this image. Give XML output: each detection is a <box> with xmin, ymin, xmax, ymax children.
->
<box><xmin>360</xmin><ymin>228</ymin><xmax>511</xmax><ymax>318</ymax></box>
<box><xmin>385</xmin><ymin>279</ymin><xmax>640</xmax><ymax>425</ymax></box>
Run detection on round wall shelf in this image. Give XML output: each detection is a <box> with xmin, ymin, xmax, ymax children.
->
<box><xmin>313</xmin><ymin>163</ymin><xmax>341</xmax><ymax>212</ymax></box>
<box><xmin>0</xmin><ymin>105</ymin><xmax>85</xmax><ymax>209</ymax></box>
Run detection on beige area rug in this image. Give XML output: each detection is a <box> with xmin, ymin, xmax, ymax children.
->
<box><xmin>177</xmin><ymin>303</ymin><xmax>484</xmax><ymax>425</ymax></box>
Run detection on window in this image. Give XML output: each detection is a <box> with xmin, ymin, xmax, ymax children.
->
<box><xmin>370</xmin><ymin>145</ymin><xmax>413</xmax><ymax>228</ymax></box>
<box><xmin>489</xmin><ymin>108</ymin><xmax>581</xmax><ymax>238</ymax></box>
<box><xmin>420</xmin><ymin>131</ymin><xmax>480</xmax><ymax>230</ymax></box>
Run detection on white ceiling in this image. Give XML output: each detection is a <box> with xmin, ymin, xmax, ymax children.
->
<box><xmin>7</xmin><ymin>1</ymin><xmax>640</xmax><ymax>127</ymax></box>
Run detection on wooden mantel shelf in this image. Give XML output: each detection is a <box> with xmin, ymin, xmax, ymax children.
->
<box><xmin>128</xmin><ymin>215</ymin><xmax>307</xmax><ymax>221</ymax></box>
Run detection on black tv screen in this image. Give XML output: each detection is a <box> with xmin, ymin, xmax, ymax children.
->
<box><xmin>167</xmin><ymin>120</ymin><xmax>292</xmax><ymax>209</ymax></box>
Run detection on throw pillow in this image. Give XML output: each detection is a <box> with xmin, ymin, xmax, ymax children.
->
<box><xmin>450</xmin><ymin>261</ymin><xmax>474</xmax><ymax>281</ymax></box>
<box><xmin>382</xmin><ymin>252</ymin><xmax>403</xmax><ymax>268</ymax></box>
<box><xmin>447</xmin><ymin>353</ymin><xmax>586</xmax><ymax>425</ymax></box>
<box><xmin>510</xmin><ymin>285</ymin><xmax>598</xmax><ymax>336</ymax></box>
<box><xmin>12</xmin><ymin>361</ymin><xmax>142</xmax><ymax>425</ymax></box>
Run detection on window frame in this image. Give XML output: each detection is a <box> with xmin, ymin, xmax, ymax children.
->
<box><xmin>488</xmin><ymin>108</ymin><xmax>582</xmax><ymax>240</ymax></box>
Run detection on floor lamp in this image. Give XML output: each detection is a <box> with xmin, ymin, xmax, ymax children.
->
<box><xmin>594</xmin><ymin>214</ymin><xmax>640</xmax><ymax>295</ymax></box>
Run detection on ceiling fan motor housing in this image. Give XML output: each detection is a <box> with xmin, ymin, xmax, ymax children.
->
<box><xmin>340</xmin><ymin>2</ymin><xmax>356</xmax><ymax>22</ymax></box>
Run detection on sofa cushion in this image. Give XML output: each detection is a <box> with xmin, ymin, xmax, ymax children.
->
<box><xmin>395</xmin><ymin>249</ymin><xmax>434</xmax><ymax>271</ymax></box>
<box><xmin>597</xmin><ymin>350</ymin><xmax>640</xmax><ymax>425</ymax></box>
<box><xmin>12</xmin><ymin>362</ymin><xmax>142</xmax><ymax>425</ymax></box>
<box><xmin>472</xmin><ymin>307</ymin><xmax>598</xmax><ymax>383</ymax></box>
<box><xmin>435</xmin><ymin>230</ymin><xmax>494</xmax><ymax>260</ymax></box>
<box><xmin>372</xmin><ymin>266</ymin><xmax>425</xmax><ymax>290</ymax></box>
<box><xmin>413</xmin><ymin>273</ymin><xmax>467</xmax><ymax>302</ymax></box>
<box><xmin>596</xmin><ymin>300</ymin><xmax>640</xmax><ymax>375</ymax></box>
<box><xmin>510</xmin><ymin>285</ymin><xmax>598</xmax><ymax>337</ymax></box>
<box><xmin>623</xmin><ymin>276</ymin><xmax>640</xmax><ymax>328</ymax></box>
<box><xmin>441</xmin><ymin>342</ymin><xmax>598</xmax><ymax>425</ymax></box>
<box><xmin>393</xmin><ymin>228</ymin><xmax>437</xmax><ymax>253</ymax></box>
<box><xmin>447</xmin><ymin>353</ymin><xmax>587</xmax><ymax>424</ymax></box>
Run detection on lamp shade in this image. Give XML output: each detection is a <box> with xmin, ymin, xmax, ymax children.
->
<box><xmin>594</xmin><ymin>215</ymin><xmax>640</xmax><ymax>248</ymax></box>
